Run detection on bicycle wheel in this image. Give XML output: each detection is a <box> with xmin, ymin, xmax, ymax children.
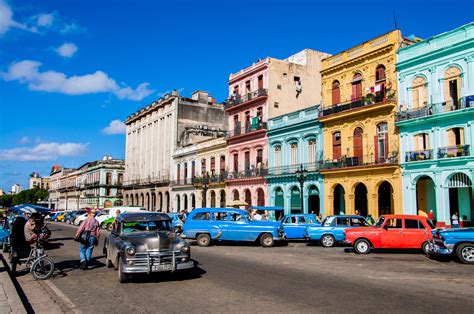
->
<box><xmin>31</xmin><ymin>256</ymin><xmax>55</xmax><ymax>280</ymax></box>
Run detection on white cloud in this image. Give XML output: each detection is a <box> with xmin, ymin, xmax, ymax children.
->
<box><xmin>0</xmin><ymin>142</ymin><xmax>88</xmax><ymax>161</ymax></box>
<box><xmin>2</xmin><ymin>60</ymin><xmax>154</xmax><ymax>101</ymax></box>
<box><xmin>36</xmin><ymin>13</ymin><xmax>54</xmax><ymax>27</ymax></box>
<box><xmin>0</xmin><ymin>0</ymin><xmax>34</xmax><ymax>36</ymax></box>
<box><xmin>102</xmin><ymin>119</ymin><xmax>126</xmax><ymax>135</ymax></box>
<box><xmin>18</xmin><ymin>136</ymin><xmax>31</xmax><ymax>144</ymax></box>
<box><xmin>56</xmin><ymin>42</ymin><xmax>78</xmax><ymax>58</ymax></box>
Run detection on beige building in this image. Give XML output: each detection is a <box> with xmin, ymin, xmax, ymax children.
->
<box><xmin>29</xmin><ymin>172</ymin><xmax>50</xmax><ymax>190</ymax></box>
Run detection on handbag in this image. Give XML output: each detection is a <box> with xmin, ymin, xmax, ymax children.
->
<box><xmin>81</xmin><ymin>230</ymin><xmax>91</xmax><ymax>244</ymax></box>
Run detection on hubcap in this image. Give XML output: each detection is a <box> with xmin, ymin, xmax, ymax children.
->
<box><xmin>263</xmin><ymin>236</ymin><xmax>272</xmax><ymax>245</ymax></box>
<box><xmin>461</xmin><ymin>246</ymin><xmax>474</xmax><ymax>261</ymax></box>
<box><xmin>357</xmin><ymin>242</ymin><xmax>368</xmax><ymax>252</ymax></box>
<box><xmin>323</xmin><ymin>236</ymin><xmax>333</xmax><ymax>246</ymax></box>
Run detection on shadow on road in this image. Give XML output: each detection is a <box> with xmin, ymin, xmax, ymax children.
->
<box><xmin>52</xmin><ymin>255</ymin><xmax>106</xmax><ymax>278</ymax></box>
<box><xmin>122</xmin><ymin>264</ymin><xmax>207</xmax><ymax>284</ymax></box>
<box><xmin>189</xmin><ymin>240</ymin><xmax>288</xmax><ymax>248</ymax></box>
<box><xmin>48</xmin><ymin>237</ymin><xmax>75</xmax><ymax>242</ymax></box>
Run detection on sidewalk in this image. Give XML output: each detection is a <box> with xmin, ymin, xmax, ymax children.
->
<box><xmin>0</xmin><ymin>253</ymin><xmax>26</xmax><ymax>314</ymax></box>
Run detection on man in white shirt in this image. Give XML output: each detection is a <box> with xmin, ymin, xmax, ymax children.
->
<box><xmin>451</xmin><ymin>212</ymin><xmax>459</xmax><ymax>228</ymax></box>
<box><xmin>253</xmin><ymin>210</ymin><xmax>262</xmax><ymax>221</ymax></box>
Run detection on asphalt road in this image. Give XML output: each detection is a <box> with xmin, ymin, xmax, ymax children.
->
<box><xmin>15</xmin><ymin>222</ymin><xmax>474</xmax><ymax>313</ymax></box>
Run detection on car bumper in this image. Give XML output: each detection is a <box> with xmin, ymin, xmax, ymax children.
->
<box><xmin>122</xmin><ymin>261</ymin><xmax>194</xmax><ymax>274</ymax></box>
<box><xmin>429</xmin><ymin>241</ymin><xmax>454</xmax><ymax>255</ymax></box>
<box><xmin>342</xmin><ymin>239</ymin><xmax>352</xmax><ymax>245</ymax></box>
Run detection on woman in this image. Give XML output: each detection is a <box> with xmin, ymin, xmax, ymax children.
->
<box><xmin>75</xmin><ymin>208</ymin><xmax>100</xmax><ymax>270</ymax></box>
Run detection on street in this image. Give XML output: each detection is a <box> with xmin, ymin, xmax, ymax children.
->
<box><xmin>13</xmin><ymin>222</ymin><xmax>474</xmax><ymax>313</ymax></box>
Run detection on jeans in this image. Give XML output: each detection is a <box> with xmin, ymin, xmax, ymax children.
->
<box><xmin>80</xmin><ymin>236</ymin><xmax>96</xmax><ymax>263</ymax></box>
<box><xmin>452</xmin><ymin>223</ymin><xmax>460</xmax><ymax>228</ymax></box>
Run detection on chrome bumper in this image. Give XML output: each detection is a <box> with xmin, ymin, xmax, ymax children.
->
<box><xmin>429</xmin><ymin>241</ymin><xmax>454</xmax><ymax>255</ymax></box>
<box><xmin>122</xmin><ymin>250</ymin><xmax>193</xmax><ymax>274</ymax></box>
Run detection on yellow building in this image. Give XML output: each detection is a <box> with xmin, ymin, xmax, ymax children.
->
<box><xmin>319</xmin><ymin>30</ymin><xmax>415</xmax><ymax>218</ymax></box>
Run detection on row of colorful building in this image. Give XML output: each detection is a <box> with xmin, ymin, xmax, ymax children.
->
<box><xmin>114</xmin><ymin>23</ymin><xmax>472</xmax><ymax>227</ymax></box>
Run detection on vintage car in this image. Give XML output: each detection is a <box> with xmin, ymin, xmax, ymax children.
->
<box><xmin>344</xmin><ymin>214</ymin><xmax>434</xmax><ymax>254</ymax></box>
<box><xmin>182</xmin><ymin>208</ymin><xmax>286</xmax><ymax>247</ymax></box>
<box><xmin>430</xmin><ymin>227</ymin><xmax>474</xmax><ymax>264</ymax></box>
<box><xmin>304</xmin><ymin>215</ymin><xmax>367</xmax><ymax>247</ymax></box>
<box><xmin>103</xmin><ymin>212</ymin><xmax>194</xmax><ymax>283</ymax></box>
<box><xmin>281</xmin><ymin>214</ymin><xmax>320</xmax><ymax>239</ymax></box>
<box><xmin>0</xmin><ymin>218</ymin><xmax>11</xmax><ymax>251</ymax></box>
<box><xmin>51</xmin><ymin>211</ymin><xmax>64</xmax><ymax>222</ymax></box>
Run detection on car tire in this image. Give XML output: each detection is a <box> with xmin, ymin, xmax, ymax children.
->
<box><xmin>196</xmin><ymin>234</ymin><xmax>211</xmax><ymax>247</ymax></box>
<box><xmin>107</xmin><ymin>224</ymin><xmax>113</xmax><ymax>232</ymax></box>
<box><xmin>118</xmin><ymin>257</ymin><xmax>128</xmax><ymax>283</ymax></box>
<box><xmin>455</xmin><ymin>243</ymin><xmax>474</xmax><ymax>264</ymax></box>
<box><xmin>421</xmin><ymin>241</ymin><xmax>431</xmax><ymax>255</ymax></box>
<box><xmin>320</xmin><ymin>234</ymin><xmax>335</xmax><ymax>248</ymax></box>
<box><xmin>260</xmin><ymin>233</ymin><xmax>275</xmax><ymax>248</ymax></box>
<box><xmin>354</xmin><ymin>239</ymin><xmax>371</xmax><ymax>254</ymax></box>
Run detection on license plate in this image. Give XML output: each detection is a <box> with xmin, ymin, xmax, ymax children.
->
<box><xmin>152</xmin><ymin>264</ymin><xmax>174</xmax><ymax>272</ymax></box>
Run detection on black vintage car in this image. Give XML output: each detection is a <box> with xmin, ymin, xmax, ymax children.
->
<box><xmin>103</xmin><ymin>212</ymin><xmax>194</xmax><ymax>283</ymax></box>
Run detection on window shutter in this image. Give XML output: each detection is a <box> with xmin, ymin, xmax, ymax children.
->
<box><xmin>385</xmin><ymin>132</ymin><xmax>389</xmax><ymax>160</ymax></box>
<box><xmin>374</xmin><ymin>135</ymin><xmax>379</xmax><ymax>163</ymax></box>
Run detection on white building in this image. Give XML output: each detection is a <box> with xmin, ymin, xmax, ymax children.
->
<box><xmin>11</xmin><ymin>184</ymin><xmax>22</xmax><ymax>194</ymax></box>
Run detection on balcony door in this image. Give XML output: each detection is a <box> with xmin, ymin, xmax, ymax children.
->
<box><xmin>353</xmin><ymin>128</ymin><xmax>363</xmax><ymax>163</ymax></box>
<box><xmin>332</xmin><ymin>132</ymin><xmax>341</xmax><ymax>160</ymax></box>
<box><xmin>351</xmin><ymin>73</ymin><xmax>362</xmax><ymax>101</ymax></box>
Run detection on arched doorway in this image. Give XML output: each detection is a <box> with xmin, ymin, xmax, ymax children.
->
<box><xmin>125</xmin><ymin>195</ymin><xmax>129</xmax><ymax>205</ymax></box>
<box><xmin>353</xmin><ymin>127</ymin><xmax>363</xmax><ymax>165</ymax></box>
<box><xmin>191</xmin><ymin>193</ymin><xmax>196</xmax><ymax>209</ymax></box>
<box><xmin>290</xmin><ymin>186</ymin><xmax>302</xmax><ymax>214</ymax></box>
<box><xmin>416</xmin><ymin>176</ymin><xmax>436</xmax><ymax>219</ymax></box>
<box><xmin>135</xmin><ymin>194</ymin><xmax>139</xmax><ymax>206</ymax></box>
<box><xmin>333</xmin><ymin>184</ymin><xmax>345</xmax><ymax>215</ymax></box>
<box><xmin>146</xmin><ymin>193</ymin><xmax>150</xmax><ymax>211</ymax></box>
<box><xmin>275</xmin><ymin>187</ymin><xmax>284</xmax><ymax>219</ymax></box>
<box><xmin>447</xmin><ymin>173</ymin><xmax>473</xmax><ymax>226</ymax></box>
<box><xmin>354</xmin><ymin>183</ymin><xmax>368</xmax><ymax>217</ymax></box>
<box><xmin>244</xmin><ymin>189</ymin><xmax>252</xmax><ymax>209</ymax></box>
<box><xmin>165</xmin><ymin>192</ymin><xmax>170</xmax><ymax>212</ymax></box>
<box><xmin>183</xmin><ymin>194</ymin><xmax>188</xmax><ymax>211</ymax></box>
<box><xmin>220</xmin><ymin>190</ymin><xmax>226</xmax><ymax>207</ymax></box>
<box><xmin>176</xmin><ymin>194</ymin><xmax>181</xmax><ymax>212</ymax></box>
<box><xmin>130</xmin><ymin>194</ymin><xmax>134</xmax><ymax>206</ymax></box>
<box><xmin>158</xmin><ymin>192</ymin><xmax>163</xmax><ymax>211</ymax></box>
<box><xmin>378</xmin><ymin>181</ymin><xmax>394</xmax><ymax>216</ymax></box>
<box><xmin>151</xmin><ymin>193</ymin><xmax>156</xmax><ymax>211</ymax></box>
<box><xmin>210</xmin><ymin>190</ymin><xmax>216</xmax><ymax>207</ymax></box>
<box><xmin>308</xmin><ymin>185</ymin><xmax>320</xmax><ymax>215</ymax></box>
<box><xmin>257</xmin><ymin>188</ymin><xmax>265</xmax><ymax>207</ymax></box>
<box><xmin>140</xmin><ymin>194</ymin><xmax>144</xmax><ymax>207</ymax></box>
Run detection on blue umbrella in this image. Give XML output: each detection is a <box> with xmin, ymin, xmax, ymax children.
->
<box><xmin>10</xmin><ymin>204</ymin><xmax>51</xmax><ymax>215</ymax></box>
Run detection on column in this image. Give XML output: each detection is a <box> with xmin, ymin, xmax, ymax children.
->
<box><xmin>347</xmin><ymin>194</ymin><xmax>355</xmax><ymax>215</ymax></box>
<box><xmin>369</xmin><ymin>193</ymin><xmax>378</xmax><ymax>219</ymax></box>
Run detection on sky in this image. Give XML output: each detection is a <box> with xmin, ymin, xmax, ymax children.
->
<box><xmin>0</xmin><ymin>0</ymin><xmax>473</xmax><ymax>191</ymax></box>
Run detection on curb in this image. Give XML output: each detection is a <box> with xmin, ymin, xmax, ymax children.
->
<box><xmin>0</xmin><ymin>253</ymin><xmax>27</xmax><ymax>314</ymax></box>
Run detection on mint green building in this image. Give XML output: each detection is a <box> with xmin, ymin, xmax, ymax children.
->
<box><xmin>396</xmin><ymin>23</ymin><xmax>474</xmax><ymax>226</ymax></box>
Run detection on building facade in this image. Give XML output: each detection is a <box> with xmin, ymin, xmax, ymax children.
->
<box><xmin>11</xmin><ymin>184</ymin><xmax>22</xmax><ymax>194</ymax></box>
<box><xmin>396</xmin><ymin>23</ymin><xmax>474</xmax><ymax>227</ymax></box>
<box><xmin>124</xmin><ymin>90</ymin><xmax>227</xmax><ymax>212</ymax></box>
<box><xmin>266</xmin><ymin>105</ymin><xmax>324</xmax><ymax>215</ymax></box>
<box><xmin>319</xmin><ymin>30</ymin><xmax>415</xmax><ymax>218</ymax></box>
<box><xmin>225</xmin><ymin>49</ymin><xmax>330</xmax><ymax>208</ymax></box>
<box><xmin>29</xmin><ymin>172</ymin><xmax>50</xmax><ymax>190</ymax></box>
<box><xmin>171</xmin><ymin>143</ymin><xmax>198</xmax><ymax>213</ymax></box>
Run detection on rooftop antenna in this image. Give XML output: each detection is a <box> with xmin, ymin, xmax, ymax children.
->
<box><xmin>393</xmin><ymin>10</ymin><xmax>399</xmax><ymax>30</ymax></box>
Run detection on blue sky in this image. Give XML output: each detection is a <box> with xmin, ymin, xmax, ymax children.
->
<box><xmin>0</xmin><ymin>0</ymin><xmax>473</xmax><ymax>191</ymax></box>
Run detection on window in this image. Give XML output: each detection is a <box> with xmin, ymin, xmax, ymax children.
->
<box><xmin>233</xmin><ymin>153</ymin><xmax>239</xmax><ymax>172</ymax></box>
<box><xmin>213</xmin><ymin>212</ymin><xmax>228</xmax><ymax>221</ymax></box>
<box><xmin>274</xmin><ymin>102</ymin><xmax>279</xmax><ymax>108</ymax></box>
<box><xmin>385</xmin><ymin>218</ymin><xmax>402</xmax><ymax>229</ymax></box>
<box><xmin>290</xmin><ymin>143</ymin><xmax>298</xmax><ymax>165</ymax></box>
<box><xmin>177</xmin><ymin>164</ymin><xmax>181</xmax><ymax>181</ymax></box>
<box><xmin>332</xmin><ymin>80</ymin><xmax>340</xmax><ymax>105</ymax></box>
<box><xmin>117</xmin><ymin>173</ymin><xmax>123</xmax><ymax>184</ymax></box>
<box><xmin>294</xmin><ymin>76</ymin><xmax>302</xmax><ymax>95</ymax></box>
<box><xmin>414</xmin><ymin>133</ymin><xmax>429</xmax><ymax>150</ymax></box>
<box><xmin>351</xmin><ymin>73</ymin><xmax>363</xmax><ymax>101</ymax></box>
<box><xmin>332</xmin><ymin>132</ymin><xmax>341</xmax><ymax>160</ymax></box>
<box><xmin>184</xmin><ymin>162</ymin><xmax>188</xmax><ymax>179</ymax></box>
<box><xmin>447</xmin><ymin>128</ymin><xmax>464</xmax><ymax>146</ymax></box>
<box><xmin>245</xmin><ymin>111</ymin><xmax>251</xmax><ymax>130</ymax></box>
<box><xmin>191</xmin><ymin>161</ymin><xmax>196</xmax><ymax>178</ymax></box>
<box><xmin>376</xmin><ymin>123</ymin><xmax>388</xmax><ymax>161</ymax></box>
<box><xmin>285</xmin><ymin>216</ymin><xmax>297</xmax><ymax>224</ymax></box>
<box><xmin>405</xmin><ymin>219</ymin><xmax>425</xmax><ymax>229</ymax></box>
<box><xmin>256</xmin><ymin>107</ymin><xmax>263</xmax><ymax>122</ymax></box>
<box><xmin>353</xmin><ymin>128</ymin><xmax>363</xmax><ymax>161</ymax></box>
<box><xmin>299</xmin><ymin>216</ymin><xmax>312</xmax><ymax>224</ymax></box>
<box><xmin>277</xmin><ymin>84</ymin><xmax>282</xmax><ymax>90</ymax></box>
<box><xmin>350</xmin><ymin>218</ymin><xmax>367</xmax><ymax>227</ymax></box>
<box><xmin>258</xmin><ymin>75</ymin><xmax>264</xmax><ymax>90</ymax></box>
<box><xmin>245</xmin><ymin>80</ymin><xmax>251</xmax><ymax>94</ymax></box>
<box><xmin>201</xmin><ymin>159</ymin><xmax>206</xmax><ymax>175</ymax></box>
<box><xmin>336</xmin><ymin>217</ymin><xmax>349</xmax><ymax>226</ymax></box>
<box><xmin>230</xmin><ymin>213</ymin><xmax>246</xmax><ymax>222</ymax></box>
<box><xmin>233</xmin><ymin>85</ymin><xmax>239</xmax><ymax>95</ymax></box>
<box><xmin>256</xmin><ymin>149</ymin><xmax>263</xmax><ymax>165</ymax></box>
<box><xmin>308</xmin><ymin>140</ymin><xmax>316</xmax><ymax>163</ymax></box>
<box><xmin>192</xmin><ymin>212</ymin><xmax>210</xmax><ymax>220</ymax></box>
<box><xmin>245</xmin><ymin>151</ymin><xmax>250</xmax><ymax>170</ymax></box>
<box><xmin>220</xmin><ymin>156</ymin><xmax>226</xmax><ymax>173</ymax></box>
<box><xmin>376</xmin><ymin>65</ymin><xmax>386</xmax><ymax>82</ymax></box>
<box><xmin>444</xmin><ymin>67</ymin><xmax>462</xmax><ymax>108</ymax></box>
<box><xmin>106</xmin><ymin>172</ymin><xmax>112</xmax><ymax>185</ymax></box>
<box><xmin>411</xmin><ymin>76</ymin><xmax>427</xmax><ymax>109</ymax></box>
<box><xmin>275</xmin><ymin>145</ymin><xmax>282</xmax><ymax>168</ymax></box>
<box><xmin>210</xmin><ymin>157</ymin><xmax>216</xmax><ymax>175</ymax></box>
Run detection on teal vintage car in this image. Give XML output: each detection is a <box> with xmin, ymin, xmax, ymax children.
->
<box><xmin>430</xmin><ymin>227</ymin><xmax>474</xmax><ymax>264</ymax></box>
<box><xmin>182</xmin><ymin>208</ymin><xmax>286</xmax><ymax>247</ymax></box>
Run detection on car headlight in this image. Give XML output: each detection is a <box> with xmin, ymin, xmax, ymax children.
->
<box><xmin>181</xmin><ymin>245</ymin><xmax>190</xmax><ymax>253</ymax></box>
<box><xmin>126</xmin><ymin>246</ymin><xmax>136</xmax><ymax>256</ymax></box>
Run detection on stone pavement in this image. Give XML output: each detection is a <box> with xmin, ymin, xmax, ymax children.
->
<box><xmin>0</xmin><ymin>254</ymin><xmax>26</xmax><ymax>314</ymax></box>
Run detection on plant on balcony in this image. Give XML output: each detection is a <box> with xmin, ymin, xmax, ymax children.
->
<box><xmin>385</xmin><ymin>88</ymin><xmax>396</xmax><ymax>100</ymax></box>
<box><xmin>365</xmin><ymin>93</ymin><xmax>375</xmax><ymax>105</ymax></box>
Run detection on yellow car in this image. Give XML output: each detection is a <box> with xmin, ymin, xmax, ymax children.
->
<box><xmin>56</xmin><ymin>212</ymin><xmax>67</xmax><ymax>222</ymax></box>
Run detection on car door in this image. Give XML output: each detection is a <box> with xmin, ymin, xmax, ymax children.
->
<box><xmin>226</xmin><ymin>212</ymin><xmax>252</xmax><ymax>241</ymax></box>
<box><xmin>297</xmin><ymin>216</ymin><xmax>313</xmax><ymax>239</ymax></box>
<box><xmin>403</xmin><ymin>218</ymin><xmax>430</xmax><ymax>248</ymax></box>
<box><xmin>333</xmin><ymin>217</ymin><xmax>350</xmax><ymax>241</ymax></box>
<box><xmin>381</xmin><ymin>218</ymin><xmax>404</xmax><ymax>248</ymax></box>
<box><xmin>283</xmin><ymin>216</ymin><xmax>299</xmax><ymax>239</ymax></box>
<box><xmin>211</xmin><ymin>211</ymin><xmax>229</xmax><ymax>240</ymax></box>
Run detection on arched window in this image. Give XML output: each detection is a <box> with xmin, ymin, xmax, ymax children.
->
<box><xmin>414</xmin><ymin>133</ymin><xmax>429</xmax><ymax>151</ymax></box>
<box><xmin>332</xmin><ymin>80</ymin><xmax>341</xmax><ymax>105</ymax></box>
<box><xmin>332</xmin><ymin>132</ymin><xmax>341</xmax><ymax>160</ymax></box>
<box><xmin>375</xmin><ymin>123</ymin><xmax>388</xmax><ymax>162</ymax></box>
<box><xmin>444</xmin><ymin>66</ymin><xmax>462</xmax><ymax>109</ymax></box>
<box><xmin>375</xmin><ymin>65</ymin><xmax>386</xmax><ymax>101</ymax></box>
<box><xmin>353</xmin><ymin>127</ymin><xmax>363</xmax><ymax>162</ymax></box>
<box><xmin>308</xmin><ymin>140</ymin><xmax>316</xmax><ymax>164</ymax></box>
<box><xmin>274</xmin><ymin>145</ymin><xmax>282</xmax><ymax>169</ymax></box>
<box><xmin>376</xmin><ymin>65</ymin><xmax>386</xmax><ymax>82</ymax></box>
<box><xmin>351</xmin><ymin>73</ymin><xmax>363</xmax><ymax>101</ymax></box>
<box><xmin>290</xmin><ymin>143</ymin><xmax>298</xmax><ymax>165</ymax></box>
<box><xmin>412</xmin><ymin>76</ymin><xmax>427</xmax><ymax>109</ymax></box>
<box><xmin>446</xmin><ymin>127</ymin><xmax>465</xmax><ymax>146</ymax></box>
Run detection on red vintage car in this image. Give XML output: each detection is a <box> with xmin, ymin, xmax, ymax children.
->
<box><xmin>344</xmin><ymin>214</ymin><xmax>435</xmax><ymax>254</ymax></box>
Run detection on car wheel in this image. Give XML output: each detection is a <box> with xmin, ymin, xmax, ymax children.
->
<box><xmin>421</xmin><ymin>241</ymin><xmax>431</xmax><ymax>255</ymax></box>
<box><xmin>354</xmin><ymin>239</ymin><xmax>371</xmax><ymax>254</ymax></box>
<box><xmin>107</xmin><ymin>224</ymin><xmax>113</xmax><ymax>232</ymax></box>
<box><xmin>320</xmin><ymin>235</ymin><xmax>335</xmax><ymax>248</ymax></box>
<box><xmin>105</xmin><ymin>249</ymin><xmax>113</xmax><ymax>268</ymax></box>
<box><xmin>118</xmin><ymin>257</ymin><xmax>128</xmax><ymax>283</ymax></box>
<box><xmin>196</xmin><ymin>234</ymin><xmax>211</xmax><ymax>247</ymax></box>
<box><xmin>456</xmin><ymin>243</ymin><xmax>474</xmax><ymax>264</ymax></box>
<box><xmin>260</xmin><ymin>233</ymin><xmax>275</xmax><ymax>248</ymax></box>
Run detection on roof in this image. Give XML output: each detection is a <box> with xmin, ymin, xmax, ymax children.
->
<box><xmin>117</xmin><ymin>212</ymin><xmax>171</xmax><ymax>222</ymax></box>
<box><xmin>191</xmin><ymin>207</ymin><xmax>246</xmax><ymax>214</ymax></box>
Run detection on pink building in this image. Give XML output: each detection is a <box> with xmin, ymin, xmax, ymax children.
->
<box><xmin>225</xmin><ymin>49</ymin><xmax>330</xmax><ymax>208</ymax></box>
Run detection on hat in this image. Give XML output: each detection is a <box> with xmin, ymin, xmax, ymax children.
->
<box><xmin>85</xmin><ymin>208</ymin><xmax>93</xmax><ymax>214</ymax></box>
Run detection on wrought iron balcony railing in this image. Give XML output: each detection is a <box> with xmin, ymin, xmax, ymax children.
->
<box><xmin>170</xmin><ymin>178</ymin><xmax>194</xmax><ymax>187</ymax></box>
<box><xmin>227</xmin><ymin>122</ymin><xmax>267</xmax><ymax>138</ymax></box>
<box><xmin>320</xmin><ymin>93</ymin><xmax>395</xmax><ymax>117</ymax></box>
<box><xmin>405</xmin><ymin>149</ymin><xmax>434</xmax><ymax>162</ymax></box>
<box><xmin>396</xmin><ymin>96</ymin><xmax>474</xmax><ymax>122</ymax></box>
<box><xmin>123</xmin><ymin>175</ymin><xmax>170</xmax><ymax>187</ymax></box>
<box><xmin>266</xmin><ymin>162</ymin><xmax>320</xmax><ymax>176</ymax></box>
<box><xmin>226</xmin><ymin>167</ymin><xmax>268</xmax><ymax>180</ymax></box>
<box><xmin>320</xmin><ymin>152</ymin><xmax>398</xmax><ymax>170</ymax></box>
<box><xmin>192</xmin><ymin>172</ymin><xmax>228</xmax><ymax>186</ymax></box>
<box><xmin>225</xmin><ymin>89</ymin><xmax>268</xmax><ymax>109</ymax></box>
<box><xmin>437</xmin><ymin>145</ymin><xmax>470</xmax><ymax>159</ymax></box>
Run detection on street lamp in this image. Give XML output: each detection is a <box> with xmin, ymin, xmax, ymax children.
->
<box><xmin>202</xmin><ymin>174</ymin><xmax>209</xmax><ymax>207</ymax></box>
<box><xmin>295</xmin><ymin>164</ymin><xmax>308</xmax><ymax>214</ymax></box>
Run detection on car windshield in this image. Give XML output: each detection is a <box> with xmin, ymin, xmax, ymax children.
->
<box><xmin>426</xmin><ymin>219</ymin><xmax>436</xmax><ymax>229</ymax></box>
<box><xmin>321</xmin><ymin>216</ymin><xmax>335</xmax><ymax>227</ymax></box>
<box><xmin>375</xmin><ymin>216</ymin><xmax>385</xmax><ymax>227</ymax></box>
<box><xmin>122</xmin><ymin>220</ymin><xmax>172</xmax><ymax>233</ymax></box>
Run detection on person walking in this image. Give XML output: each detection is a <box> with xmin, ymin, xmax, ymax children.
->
<box><xmin>428</xmin><ymin>210</ymin><xmax>434</xmax><ymax>221</ymax></box>
<box><xmin>75</xmin><ymin>208</ymin><xmax>100</xmax><ymax>270</ymax></box>
<box><xmin>451</xmin><ymin>212</ymin><xmax>460</xmax><ymax>228</ymax></box>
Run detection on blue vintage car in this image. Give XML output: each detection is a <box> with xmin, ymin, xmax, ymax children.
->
<box><xmin>430</xmin><ymin>227</ymin><xmax>474</xmax><ymax>264</ymax></box>
<box><xmin>304</xmin><ymin>215</ymin><xmax>368</xmax><ymax>247</ymax></box>
<box><xmin>281</xmin><ymin>214</ymin><xmax>320</xmax><ymax>239</ymax></box>
<box><xmin>182</xmin><ymin>208</ymin><xmax>286</xmax><ymax>247</ymax></box>
<box><xmin>51</xmin><ymin>211</ymin><xmax>65</xmax><ymax>221</ymax></box>
<box><xmin>0</xmin><ymin>219</ymin><xmax>11</xmax><ymax>251</ymax></box>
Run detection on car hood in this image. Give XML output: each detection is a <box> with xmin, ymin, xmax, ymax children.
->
<box><xmin>119</xmin><ymin>231</ymin><xmax>180</xmax><ymax>252</ymax></box>
<box><xmin>436</xmin><ymin>227</ymin><xmax>474</xmax><ymax>234</ymax></box>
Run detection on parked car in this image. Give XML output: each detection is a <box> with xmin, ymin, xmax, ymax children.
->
<box><xmin>344</xmin><ymin>214</ymin><xmax>434</xmax><ymax>254</ymax></box>
<box><xmin>304</xmin><ymin>215</ymin><xmax>367</xmax><ymax>247</ymax></box>
<box><xmin>96</xmin><ymin>207</ymin><xmax>146</xmax><ymax>228</ymax></box>
<box><xmin>281</xmin><ymin>214</ymin><xmax>320</xmax><ymax>239</ymax></box>
<box><xmin>103</xmin><ymin>212</ymin><xmax>194</xmax><ymax>283</ymax></box>
<box><xmin>430</xmin><ymin>227</ymin><xmax>474</xmax><ymax>264</ymax></box>
<box><xmin>0</xmin><ymin>219</ymin><xmax>11</xmax><ymax>251</ymax></box>
<box><xmin>182</xmin><ymin>208</ymin><xmax>286</xmax><ymax>247</ymax></box>
<box><xmin>56</xmin><ymin>211</ymin><xmax>67</xmax><ymax>222</ymax></box>
<box><xmin>51</xmin><ymin>211</ymin><xmax>64</xmax><ymax>221</ymax></box>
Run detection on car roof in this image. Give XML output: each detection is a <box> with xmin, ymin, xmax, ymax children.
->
<box><xmin>191</xmin><ymin>207</ymin><xmax>247</xmax><ymax>214</ymax></box>
<box><xmin>285</xmin><ymin>214</ymin><xmax>316</xmax><ymax>217</ymax></box>
<box><xmin>117</xmin><ymin>212</ymin><xmax>171</xmax><ymax>222</ymax></box>
<box><xmin>327</xmin><ymin>215</ymin><xmax>365</xmax><ymax>218</ymax></box>
<box><xmin>380</xmin><ymin>214</ymin><xmax>427</xmax><ymax>219</ymax></box>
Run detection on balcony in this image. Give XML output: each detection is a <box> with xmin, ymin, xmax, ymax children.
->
<box><xmin>192</xmin><ymin>172</ymin><xmax>227</xmax><ymax>186</ymax></box>
<box><xmin>320</xmin><ymin>152</ymin><xmax>398</xmax><ymax>171</ymax></box>
<box><xmin>405</xmin><ymin>149</ymin><xmax>434</xmax><ymax>162</ymax></box>
<box><xmin>227</xmin><ymin>122</ymin><xmax>267</xmax><ymax>139</ymax></box>
<box><xmin>266</xmin><ymin>162</ymin><xmax>320</xmax><ymax>176</ymax></box>
<box><xmin>320</xmin><ymin>93</ymin><xmax>394</xmax><ymax>118</ymax></box>
<box><xmin>396</xmin><ymin>96</ymin><xmax>474</xmax><ymax>122</ymax></box>
<box><xmin>437</xmin><ymin>145</ymin><xmax>470</xmax><ymax>159</ymax></box>
<box><xmin>170</xmin><ymin>178</ymin><xmax>194</xmax><ymax>187</ymax></box>
<box><xmin>123</xmin><ymin>175</ymin><xmax>170</xmax><ymax>187</ymax></box>
<box><xmin>225</xmin><ymin>89</ymin><xmax>268</xmax><ymax>110</ymax></box>
<box><xmin>226</xmin><ymin>167</ymin><xmax>268</xmax><ymax>180</ymax></box>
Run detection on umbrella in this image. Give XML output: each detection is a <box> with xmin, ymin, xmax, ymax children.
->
<box><xmin>10</xmin><ymin>204</ymin><xmax>51</xmax><ymax>215</ymax></box>
<box><xmin>227</xmin><ymin>200</ymin><xmax>248</xmax><ymax>207</ymax></box>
